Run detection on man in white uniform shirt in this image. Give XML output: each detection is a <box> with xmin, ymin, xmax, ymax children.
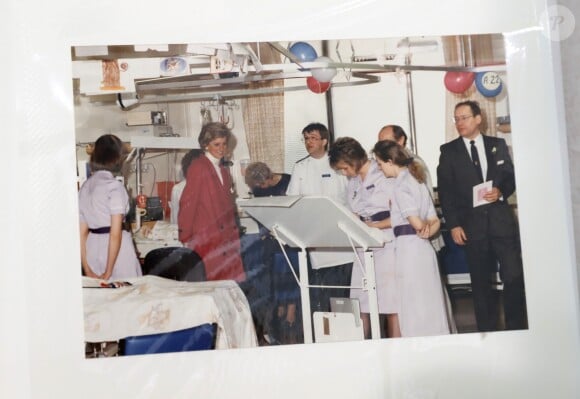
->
<box><xmin>286</xmin><ymin>123</ymin><xmax>354</xmax><ymax>313</ymax></box>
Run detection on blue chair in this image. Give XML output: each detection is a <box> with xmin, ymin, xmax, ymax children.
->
<box><xmin>120</xmin><ymin>323</ymin><xmax>217</xmax><ymax>356</ymax></box>
<box><xmin>439</xmin><ymin>230</ymin><xmax>469</xmax><ymax>276</ymax></box>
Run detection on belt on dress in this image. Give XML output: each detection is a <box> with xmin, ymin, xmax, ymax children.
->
<box><xmin>359</xmin><ymin>210</ymin><xmax>391</xmax><ymax>222</ymax></box>
<box><xmin>89</xmin><ymin>226</ymin><xmax>111</xmax><ymax>234</ymax></box>
<box><xmin>394</xmin><ymin>224</ymin><xmax>416</xmax><ymax>237</ymax></box>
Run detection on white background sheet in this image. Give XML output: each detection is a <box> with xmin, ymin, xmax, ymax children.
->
<box><xmin>559</xmin><ymin>0</ymin><xmax>580</xmax><ymax>292</ymax></box>
<box><xmin>1</xmin><ymin>1</ymin><xmax>579</xmax><ymax>398</ymax></box>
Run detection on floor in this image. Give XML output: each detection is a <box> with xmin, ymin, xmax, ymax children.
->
<box><xmin>84</xmin><ymin>283</ymin><xmax>508</xmax><ymax>357</ymax></box>
<box><xmin>447</xmin><ymin>285</ymin><xmax>479</xmax><ymax>333</ymax></box>
<box><xmin>258</xmin><ymin>284</ymin><xmax>507</xmax><ymax>346</ymax></box>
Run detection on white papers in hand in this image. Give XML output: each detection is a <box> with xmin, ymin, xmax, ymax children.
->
<box><xmin>473</xmin><ymin>181</ymin><xmax>493</xmax><ymax>207</ymax></box>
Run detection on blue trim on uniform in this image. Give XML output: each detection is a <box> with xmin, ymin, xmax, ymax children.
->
<box><xmin>359</xmin><ymin>210</ymin><xmax>390</xmax><ymax>222</ymax></box>
<box><xmin>394</xmin><ymin>224</ymin><xmax>415</xmax><ymax>237</ymax></box>
<box><xmin>89</xmin><ymin>226</ymin><xmax>111</xmax><ymax>234</ymax></box>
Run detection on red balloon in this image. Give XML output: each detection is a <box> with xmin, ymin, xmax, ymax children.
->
<box><xmin>306</xmin><ymin>76</ymin><xmax>331</xmax><ymax>94</ymax></box>
<box><xmin>444</xmin><ymin>72</ymin><xmax>475</xmax><ymax>94</ymax></box>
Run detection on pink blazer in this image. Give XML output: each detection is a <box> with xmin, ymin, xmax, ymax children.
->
<box><xmin>178</xmin><ymin>155</ymin><xmax>245</xmax><ymax>282</ymax></box>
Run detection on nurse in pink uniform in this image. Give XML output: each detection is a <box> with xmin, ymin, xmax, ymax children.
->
<box><xmin>329</xmin><ymin>137</ymin><xmax>400</xmax><ymax>338</ymax></box>
<box><xmin>79</xmin><ymin>134</ymin><xmax>142</xmax><ymax>280</ymax></box>
<box><xmin>373</xmin><ymin>140</ymin><xmax>449</xmax><ymax>337</ymax></box>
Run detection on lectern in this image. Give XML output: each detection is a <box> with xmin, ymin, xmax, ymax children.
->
<box><xmin>239</xmin><ymin>195</ymin><xmax>386</xmax><ymax>343</ymax></box>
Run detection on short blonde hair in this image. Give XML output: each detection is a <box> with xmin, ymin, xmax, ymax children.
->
<box><xmin>244</xmin><ymin>162</ymin><xmax>272</xmax><ymax>188</ymax></box>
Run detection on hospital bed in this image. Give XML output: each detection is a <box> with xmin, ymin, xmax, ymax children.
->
<box><xmin>83</xmin><ymin>275</ymin><xmax>258</xmax><ymax>354</ymax></box>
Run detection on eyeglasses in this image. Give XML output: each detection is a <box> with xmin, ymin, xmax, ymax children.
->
<box><xmin>301</xmin><ymin>136</ymin><xmax>322</xmax><ymax>142</ymax></box>
<box><xmin>453</xmin><ymin>115</ymin><xmax>474</xmax><ymax>123</ymax></box>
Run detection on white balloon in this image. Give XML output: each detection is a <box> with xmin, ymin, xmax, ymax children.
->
<box><xmin>311</xmin><ymin>56</ymin><xmax>337</xmax><ymax>83</ymax></box>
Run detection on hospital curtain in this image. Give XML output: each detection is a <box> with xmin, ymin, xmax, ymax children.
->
<box><xmin>443</xmin><ymin>35</ymin><xmax>501</xmax><ymax>143</ymax></box>
<box><xmin>241</xmin><ymin>43</ymin><xmax>285</xmax><ymax>172</ymax></box>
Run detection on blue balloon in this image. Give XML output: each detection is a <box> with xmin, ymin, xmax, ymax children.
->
<box><xmin>475</xmin><ymin>71</ymin><xmax>503</xmax><ymax>97</ymax></box>
<box><xmin>289</xmin><ymin>42</ymin><xmax>318</xmax><ymax>62</ymax></box>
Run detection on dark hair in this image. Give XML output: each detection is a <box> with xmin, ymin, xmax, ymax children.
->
<box><xmin>90</xmin><ymin>134</ymin><xmax>124</xmax><ymax>173</ymax></box>
<box><xmin>372</xmin><ymin>140</ymin><xmax>426</xmax><ymax>183</ymax></box>
<box><xmin>302</xmin><ymin>122</ymin><xmax>330</xmax><ymax>150</ymax></box>
<box><xmin>455</xmin><ymin>100</ymin><xmax>482</xmax><ymax>116</ymax></box>
<box><xmin>379</xmin><ymin>125</ymin><xmax>408</xmax><ymax>146</ymax></box>
<box><xmin>181</xmin><ymin>148</ymin><xmax>203</xmax><ymax>177</ymax></box>
<box><xmin>244</xmin><ymin>162</ymin><xmax>272</xmax><ymax>188</ymax></box>
<box><xmin>328</xmin><ymin>137</ymin><xmax>368</xmax><ymax>173</ymax></box>
<box><xmin>198</xmin><ymin>122</ymin><xmax>231</xmax><ymax>150</ymax></box>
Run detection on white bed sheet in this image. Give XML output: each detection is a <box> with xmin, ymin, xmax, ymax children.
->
<box><xmin>83</xmin><ymin>275</ymin><xmax>258</xmax><ymax>350</ymax></box>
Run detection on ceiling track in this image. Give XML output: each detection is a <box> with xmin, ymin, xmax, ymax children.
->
<box><xmin>136</xmin><ymin>62</ymin><xmax>505</xmax><ymax>91</ymax></box>
<box><xmin>136</xmin><ymin>71</ymin><xmax>311</xmax><ymax>92</ymax></box>
<box><xmin>330</xmin><ymin>62</ymin><xmax>506</xmax><ymax>73</ymax></box>
<box><xmin>136</xmin><ymin>72</ymin><xmax>380</xmax><ymax>103</ymax></box>
<box><xmin>130</xmin><ymin>59</ymin><xmax>505</xmax><ymax>104</ymax></box>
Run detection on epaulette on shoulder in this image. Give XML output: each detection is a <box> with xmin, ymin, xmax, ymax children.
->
<box><xmin>295</xmin><ymin>154</ymin><xmax>310</xmax><ymax>164</ymax></box>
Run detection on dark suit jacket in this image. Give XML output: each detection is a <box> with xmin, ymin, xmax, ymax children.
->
<box><xmin>178</xmin><ymin>155</ymin><xmax>245</xmax><ymax>282</ymax></box>
<box><xmin>437</xmin><ymin>135</ymin><xmax>518</xmax><ymax>241</ymax></box>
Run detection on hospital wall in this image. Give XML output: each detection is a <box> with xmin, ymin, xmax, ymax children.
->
<box><xmin>73</xmin><ymin>41</ymin><xmax>509</xmax><ymax>202</ymax></box>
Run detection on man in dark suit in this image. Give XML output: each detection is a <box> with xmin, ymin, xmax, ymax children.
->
<box><xmin>437</xmin><ymin>100</ymin><xmax>527</xmax><ymax>331</ymax></box>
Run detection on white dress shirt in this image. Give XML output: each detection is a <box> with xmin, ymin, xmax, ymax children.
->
<box><xmin>169</xmin><ymin>180</ymin><xmax>185</xmax><ymax>225</ymax></box>
<box><xmin>462</xmin><ymin>133</ymin><xmax>488</xmax><ymax>180</ymax></box>
<box><xmin>205</xmin><ymin>152</ymin><xmax>224</xmax><ymax>184</ymax></box>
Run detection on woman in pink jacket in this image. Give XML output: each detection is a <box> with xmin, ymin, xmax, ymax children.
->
<box><xmin>178</xmin><ymin>122</ymin><xmax>245</xmax><ymax>282</ymax></box>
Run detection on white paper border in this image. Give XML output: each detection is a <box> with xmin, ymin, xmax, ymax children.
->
<box><xmin>2</xmin><ymin>1</ymin><xmax>579</xmax><ymax>398</ymax></box>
